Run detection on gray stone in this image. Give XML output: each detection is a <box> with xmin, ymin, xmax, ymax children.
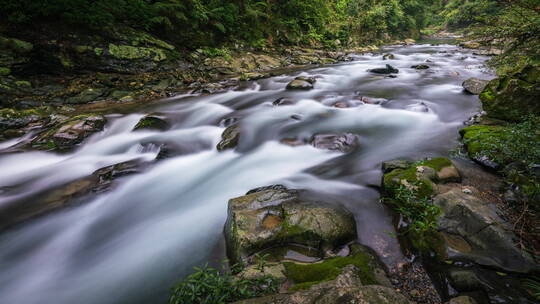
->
<box><xmin>224</xmin><ymin>187</ymin><xmax>357</xmax><ymax>264</ymax></box>
<box><xmin>462</xmin><ymin>78</ymin><xmax>489</xmax><ymax>95</ymax></box>
<box><xmin>217</xmin><ymin>124</ymin><xmax>240</xmax><ymax>151</ymax></box>
<box><xmin>369</xmin><ymin>64</ymin><xmax>399</xmax><ymax>74</ymax></box>
<box><xmin>434</xmin><ymin>188</ymin><xmax>537</xmax><ymax>273</ymax></box>
<box><xmin>311</xmin><ymin>133</ymin><xmax>360</xmax><ymax>153</ymax></box>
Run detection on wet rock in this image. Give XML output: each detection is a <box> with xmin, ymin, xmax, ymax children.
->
<box><xmin>448</xmin><ymin>269</ymin><xmax>483</xmax><ymax>291</ymax></box>
<box><xmin>382</xmin><ymin>160</ymin><xmax>413</xmax><ymax>173</ymax></box>
<box><xmin>66</xmin><ymin>88</ymin><xmax>105</xmax><ymax>104</ymax></box>
<box><xmin>224</xmin><ymin>186</ymin><xmax>357</xmax><ymax>263</ymax></box>
<box><xmin>133</xmin><ymin>115</ymin><xmax>169</xmax><ymax>131</ymax></box>
<box><xmin>406</xmin><ymin>101</ymin><xmax>429</xmax><ymax>112</ymax></box>
<box><xmin>383</xmin><ymin>53</ymin><xmax>395</xmax><ymax>60</ymax></box>
<box><xmin>217</xmin><ymin>124</ymin><xmax>240</xmax><ymax>151</ymax></box>
<box><xmin>0</xmin><ymin>108</ymin><xmax>45</xmax><ymax>131</ymax></box>
<box><xmin>0</xmin><ymin>160</ymin><xmax>142</xmax><ymax>231</ymax></box>
<box><xmin>310</xmin><ymin>133</ymin><xmax>360</xmax><ymax>153</ymax></box>
<box><xmin>462</xmin><ymin>78</ymin><xmax>489</xmax><ymax>95</ymax></box>
<box><xmin>219</xmin><ymin>117</ymin><xmax>239</xmax><ymax>127</ymax></box>
<box><xmin>433</xmin><ymin>188</ymin><xmax>537</xmax><ymax>273</ymax></box>
<box><xmin>273</xmin><ymin>97</ymin><xmax>296</xmax><ymax>106</ymax></box>
<box><xmin>369</xmin><ymin>64</ymin><xmax>399</xmax><ymax>74</ymax></box>
<box><xmin>479</xmin><ymin>65</ymin><xmax>540</xmax><ymax>122</ymax></box>
<box><xmin>411</xmin><ymin>64</ymin><xmax>430</xmax><ymax>70</ymax></box>
<box><xmin>447</xmin><ymin>296</ymin><xmax>478</xmax><ymax>304</ymax></box>
<box><xmin>51</xmin><ymin>115</ymin><xmax>107</xmax><ymax>149</ymax></box>
<box><xmin>286</xmin><ymin>76</ymin><xmax>316</xmax><ymax>90</ymax></box>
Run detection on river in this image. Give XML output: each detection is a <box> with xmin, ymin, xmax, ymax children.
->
<box><xmin>0</xmin><ymin>42</ymin><xmax>494</xmax><ymax>304</ymax></box>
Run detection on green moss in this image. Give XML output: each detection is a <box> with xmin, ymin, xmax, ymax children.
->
<box><xmin>0</xmin><ymin>67</ymin><xmax>11</xmax><ymax>76</ymax></box>
<box><xmin>15</xmin><ymin>80</ymin><xmax>32</xmax><ymax>88</ymax></box>
<box><xmin>94</xmin><ymin>48</ymin><xmax>104</xmax><ymax>56</ymax></box>
<box><xmin>0</xmin><ymin>107</ymin><xmax>51</xmax><ymax>118</ymax></box>
<box><xmin>409</xmin><ymin>230</ymin><xmax>446</xmax><ymax>260</ymax></box>
<box><xmin>459</xmin><ymin>125</ymin><xmax>507</xmax><ymax>156</ymax></box>
<box><xmin>383</xmin><ymin>166</ymin><xmax>434</xmax><ymax>199</ymax></box>
<box><xmin>284</xmin><ymin>245</ymin><xmax>377</xmax><ymax>291</ymax></box>
<box><xmin>421</xmin><ymin>157</ymin><xmax>453</xmax><ymax>171</ymax></box>
<box><xmin>108</xmin><ymin>44</ymin><xmax>167</xmax><ymax>62</ymax></box>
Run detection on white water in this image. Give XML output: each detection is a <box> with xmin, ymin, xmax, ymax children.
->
<box><xmin>0</xmin><ymin>43</ymin><xmax>494</xmax><ymax>304</ymax></box>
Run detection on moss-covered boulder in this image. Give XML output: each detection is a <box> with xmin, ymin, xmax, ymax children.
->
<box><xmin>433</xmin><ymin>188</ymin><xmax>537</xmax><ymax>273</ymax></box>
<box><xmin>133</xmin><ymin>115</ymin><xmax>169</xmax><ymax>131</ymax></box>
<box><xmin>459</xmin><ymin>125</ymin><xmax>507</xmax><ymax>170</ymax></box>
<box><xmin>224</xmin><ymin>186</ymin><xmax>357</xmax><ymax>264</ymax></box>
<box><xmin>382</xmin><ymin>157</ymin><xmax>461</xmax><ymax>199</ymax></box>
<box><xmin>479</xmin><ymin>65</ymin><xmax>540</xmax><ymax>122</ymax></box>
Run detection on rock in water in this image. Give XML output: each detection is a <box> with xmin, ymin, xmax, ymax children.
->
<box><xmin>382</xmin><ymin>53</ymin><xmax>395</xmax><ymax>60</ymax></box>
<box><xmin>133</xmin><ymin>115</ymin><xmax>169</xmax><ymax>131</ymax></box>
<box><xmin>462</xmin><ymin>78</ymin><xmax>489</xmax><ymax>95</ymax></box>
<box><xmin>224</xmin><ymin>186</ymin><xmax>357</xmax><ymax>263</ymax></box>
<box><xmin>411</xmin><ymin>64</ymin><xmax>430</xmax><ymax>70</ymax></box>
<box><xmin>286</xmin><ymin>76</ymin><xmax>316</xmax><ymax>90</ymax></box>
<box><xmin>311</xmin><ymin>133</ymin><xmax>360</xmax><ymax>153</ymax></box>
<box><xmin>217</xmin><ymin>124</ymin><xmax>240</xmax><ymax>151</ymax></box>
<box><xmin>52</xmin><ymin>115</ymin><xmax>106</xmax><ymax>149</ymax></box>
<box><xmin>369</xmin><ymin>64</ymin><xmax>399</xmax><ymax>74</ymax></box>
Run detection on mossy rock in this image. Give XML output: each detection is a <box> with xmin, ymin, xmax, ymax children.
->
<box><xmin>479</xmin><ymin>65</ymin><xmax>540</xmax><ymax>122</ymax></box>
<box><xmin>0</xmin><ymin>36</ymin><xmax>33</xmax><ymax>53</ymax></box>
<box><xmin>0</xmin><ymin>107</ymin><xmax>51</xmax><ymax>131</ymax></box>
<box><xmin>283</xmin><ymin>244</ymin><xmax>387</xmax><ymax>291</ymax></box>
<box><xmin>0</xmin><ymin>67</ymin><xmax>11</xmax><ymax>76</ymax></box>
<box><xmin>459</xmin><ymin>125</ymin><xmax>507</xmax><ymax>169</ymax></box>
<box><xmin>217</xmin><ymin>124</ymin><xmax>240</xmax><ymax>151</ymax></box>
<box><xmin>224</xmin><ymin>186</ymin><xmax>357</xmax><ymax>264</ymax></box>
<box><xmin>133</xmin><ymin>115</ymin><xmax>169</xmax><ymax>131</ymax></box>
<box><xmin>382</xmin><ymin>157</ymin><xmax>458</xmax><ymax>199</ymax></box>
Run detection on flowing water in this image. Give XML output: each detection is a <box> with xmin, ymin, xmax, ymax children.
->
<box><xmin>0</xmin><ymin>43</ymin><xmax>494</xmax><ymax>304</ymax></box>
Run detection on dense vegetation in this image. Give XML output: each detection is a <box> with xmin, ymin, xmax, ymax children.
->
<box><xmin>1</xmin><ymin>0</ymin><xmax>441</xmax><ymax>48</ymax></box>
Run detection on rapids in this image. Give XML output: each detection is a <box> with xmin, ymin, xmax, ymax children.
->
<box><xmin>0</xmin><ymin>42</ymin><xmax>494</xmax><ymax>304</ymax></box>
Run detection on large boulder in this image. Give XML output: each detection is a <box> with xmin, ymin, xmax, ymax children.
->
<box><xmin>133</xmin><ymin>114</ymin><xmax>169</xmax><ymax>131</ymax></box>
<box><xmin>433</xmin><ymin>188</ymin><xmax>537</xmax><ymax>273</ymax></box>
<box><xmin>479</xmin><ymin>65</ymin><xmax>540</xmax><ymax>122</ymax></box>
<box><xmin>462</xmin><ymin>78</ymin><xmax>489</xmax><ymax>95</ymax></box>
<box><xmin>224</xmin><ymin>186</ymin><xmax>357</xmax><ymax>264</ymax></box>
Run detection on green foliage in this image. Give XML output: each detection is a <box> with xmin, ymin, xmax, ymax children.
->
<box><xmin>385</xmin><ymin>184</ymin><xmax>441</xmax><ymax>237</ymax></box>
<box><xmin>523</xmin><ymin>276</ymin><xmax>540</xmax><ymax>300</ymax></box>
<box><xmin>0</xmin><ymin>0</ymin><xmax>445</xmax><ymax>48</ymax></box>
<box><xmin>462</xmin><ymin>116</ymin><xmax>540</xmax><ymax>209</ymax></box>
<box><xmin>169</xmin><ymin>262</ymin><xmax>280</xmax><ymax>304</ymax></box>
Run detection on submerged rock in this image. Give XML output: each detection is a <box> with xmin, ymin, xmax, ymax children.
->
<box><xmin>411</xmin><ymin>64</ymin><xmax>430</xmax><ymax>70</ymax></box>
<box><xmin>479</xmin><ymin>65</ymin><xmax>540</xmax><ymax>122</ymax></box>
<box><xmin>369</xmin><ymin>64</ymin><xmax>399</xmax><ymax>74</ymax></box>
<box><xmin>310</xmin><ymin>133</ymin><xmax>360</xmax><ymax>153</ymax></box>
<box><xmin>224</xmin><ymin>186</ymin><xmax>356</xmax><ymax>263</ymax></box>
<box><xmin>462</xmin><ymin>78</ymin><xmax>489</xmax><ymax>95</ymax></box>
<box><xmin>217</xmin><ymin>124</ymin><xmax>240</xmax><ymax>151</ymax></box>
<box><xmin>383</xmin><ymin>53</ymin><xmax>395</xmax><ymax>60</ymax></box>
